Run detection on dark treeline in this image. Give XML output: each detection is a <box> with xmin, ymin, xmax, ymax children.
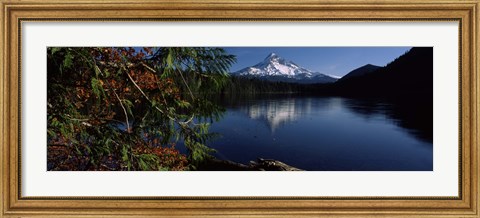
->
<box><xmin>220</xmin><ymin>76</ymin><xmax>308</xmax><ymax>95</ymax></box>
<box><xmin>218</xmin><ymin>76</ymin><xmax>339</xmax><ymax>97</ymax></box>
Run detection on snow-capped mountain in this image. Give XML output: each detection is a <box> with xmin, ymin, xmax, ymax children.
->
<box><xmin>232</xmin><ymin>53</ymin><xmax>338</xmax><ymax>84</ymax></box>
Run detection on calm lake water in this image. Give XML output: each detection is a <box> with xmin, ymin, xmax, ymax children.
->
<box><xmin>198</xmin><ymin>95</ymin><xmax>433</xmax><ymax>171</ymax></box>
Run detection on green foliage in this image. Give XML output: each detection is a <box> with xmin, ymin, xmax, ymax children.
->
<box><xmin>90</xmin><ymin>78</ymin><xmax>105</xmax><ymax>99</ymax></box>
<box><xmin>47</xmin><ymin>47</ymin><xmax>236</xmax><ymax>171</ymax></box>
<box><xmin>63</xmin><ymin>52</ymin><xmax>73</xmax><ymax>69</ymax></box>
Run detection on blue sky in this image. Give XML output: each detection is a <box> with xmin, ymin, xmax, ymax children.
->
<box><xmin>224</xmin><ymin>47</ymin><xmax>411</xmax><ymax>78</ymax></box>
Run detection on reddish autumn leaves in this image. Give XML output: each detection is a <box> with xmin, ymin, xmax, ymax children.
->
<box><xmin>47</xmin><ymin>47</ymin><xmax>188</xmax><ymax>171</ymax></box>
<box><xmin>47</xmin><ymin>47</ymin><xmax>235</xmax><ymax>171</ymax></box>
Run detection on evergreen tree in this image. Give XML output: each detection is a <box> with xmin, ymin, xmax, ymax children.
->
<box><xmin>47</xmin><ymin>47</ymin><xmax>235</xmax><ymax>170</ymax></box>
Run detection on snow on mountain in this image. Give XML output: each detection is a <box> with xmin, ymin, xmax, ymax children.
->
<box><xmin>232</xmin><ymin>53</ymin><xmax>338</xmax><ymax>84</ymax></box>
<box><xmin>324</xmin><ymin>74</ymin><xmax>342</xmax><ymax>79</ymax></box>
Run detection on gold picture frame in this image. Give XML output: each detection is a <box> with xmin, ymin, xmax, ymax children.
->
<box><xmin>1</xmin><ymin>0</ymin><xmax>478</xmax><ymax>217</ymax></box>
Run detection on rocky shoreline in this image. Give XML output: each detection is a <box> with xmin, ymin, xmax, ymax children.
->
<box><xmin>198</xmin><ymin>158</ymin><xmax>303</xmax><ymax>171</ymax></box>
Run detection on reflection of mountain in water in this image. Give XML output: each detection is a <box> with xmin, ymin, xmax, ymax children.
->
<box><xmin>224</xmin><ymin>95</ymin><xmax>432</xmax><ymax>143</ymax></box>
<box><xmin>237</xmin><ymin>97</ymin><xmax>339</xmax><ymax>133</ymax></box>
<box><xmin>243</xmin><ymin>98</ymin><xmax>298</xmax><ymax>132</ymax></box>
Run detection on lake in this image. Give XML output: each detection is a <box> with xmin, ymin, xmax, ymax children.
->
<box><xmin>198</xmin><ymin>95</ymin><xmax>433</xmax><ymax>171</ymax></box>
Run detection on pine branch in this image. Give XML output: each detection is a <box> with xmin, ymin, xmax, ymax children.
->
<box><xmin>111</xmin><ymin>87</ymin><xmax>131</xmax><ymax>133</ymax></box>
<box><xmin>177</xmin><ymin>69</ymin><xmax>195</xmax><ymax>101</ymax></box>
<box><xmin>124</xmin><ymin>69</ymin><xmax>175</xmax><ymax>121</ymax></box>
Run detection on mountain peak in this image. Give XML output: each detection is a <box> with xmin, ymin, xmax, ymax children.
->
<box><xmin>264</xmin><ymin>52</ymin><xmax>280</xmax><ymax>61</ymax></box>
<box><xmin>267</xmin><ymin>52</ymin><xmax>277</xmax><ymax>57</ymax></box>
<box><xmin>233</xmin><ymin>53</ymin><xmax>338</xmax><ymax>84</ymax></box>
